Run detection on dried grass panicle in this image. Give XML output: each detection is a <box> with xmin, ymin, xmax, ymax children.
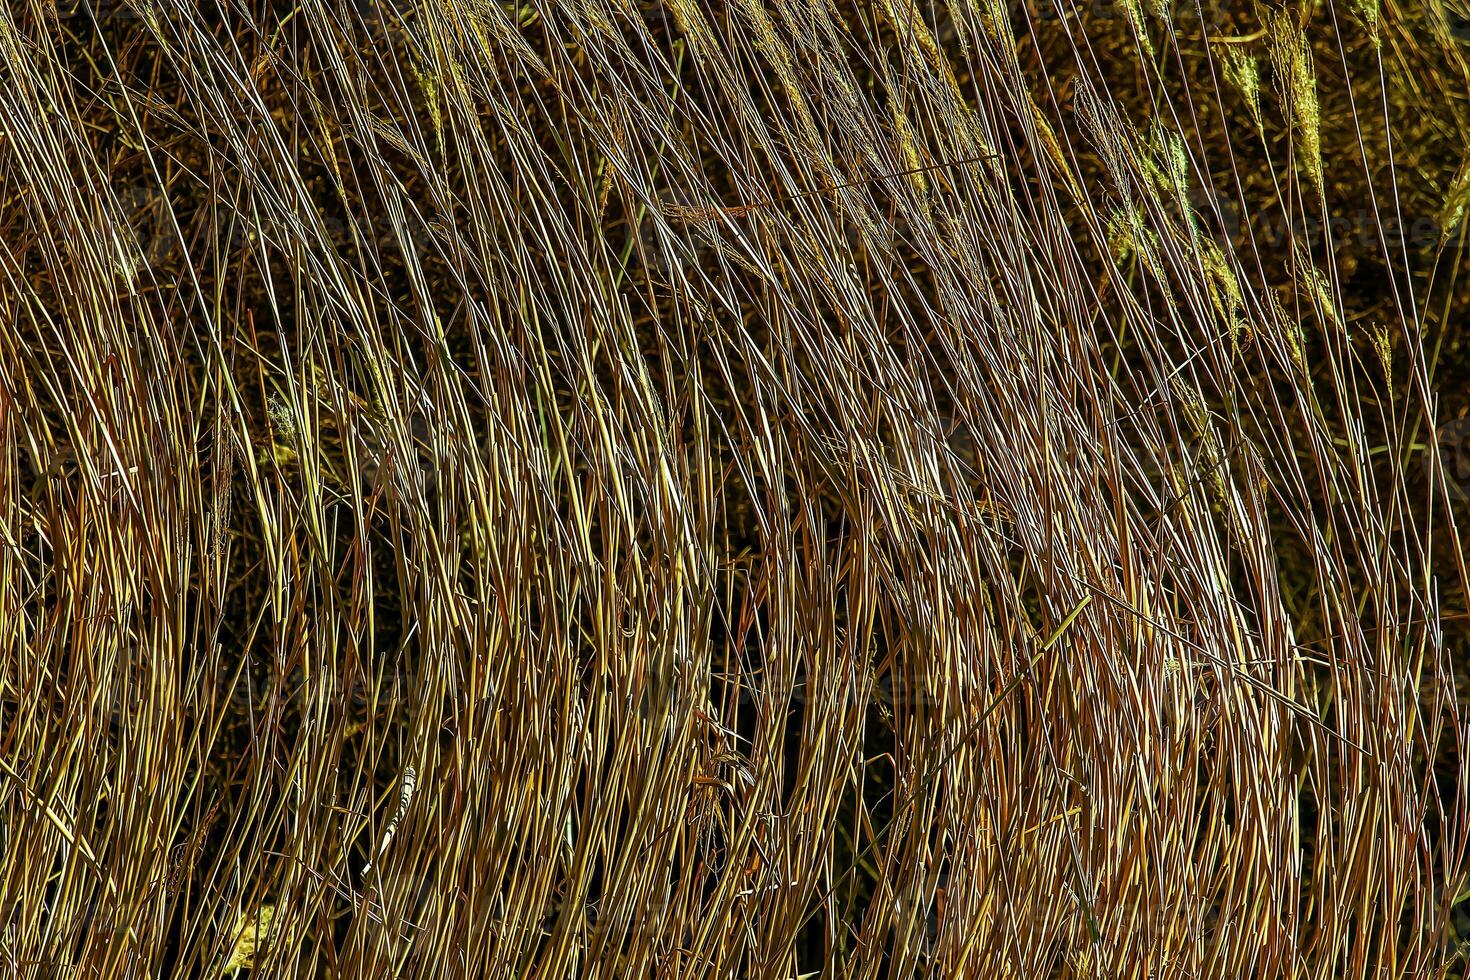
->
<box><xmin>1</xmin><ymin>0</ymin><xmax>1468</xmax><ymax>977</ymax></box>
<box><xmin>1220</xmin><ymin>47</ymin><xmax>1265</xmax><ymax>133</ymax></box>
<box><xmin>1268</xmin><ymin>9</ymin><xmax>1324</xmax><ymax>196</ymax></box>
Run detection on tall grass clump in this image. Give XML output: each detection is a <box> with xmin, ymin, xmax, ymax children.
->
<box><xmin>1</xmin><ymin>0</ymin><xmax>1469</xmax><ymax>976</ymax></box>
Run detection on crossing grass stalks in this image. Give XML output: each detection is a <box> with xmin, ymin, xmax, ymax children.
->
<box><xmin>2</xmin><ymin>0</ymin><xmax>1469</xmax><ymax>976</ymax></box>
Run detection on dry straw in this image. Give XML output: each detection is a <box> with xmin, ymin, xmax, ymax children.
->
<box><xmin>1</xmin><ymin>0</ymin><xmax>1467</xmax><ymax>976</ymax></box>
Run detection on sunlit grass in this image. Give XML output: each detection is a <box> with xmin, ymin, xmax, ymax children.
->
<box><xmin>1</xmin><ymin>0</ymin><xmax>1468</xmax><ymax>976</ymax></box>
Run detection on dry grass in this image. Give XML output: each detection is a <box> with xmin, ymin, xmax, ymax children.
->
<box><xmin>1</xmin><ymin>0</ymin><xmax>1468</xmax><ymax>976</ymax></box>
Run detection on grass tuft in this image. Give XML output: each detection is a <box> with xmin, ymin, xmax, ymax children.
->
<box><xmin>1</xmin><ymin>0</ymin><xmax>1468</xmax><ymax>976</ymax></box>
